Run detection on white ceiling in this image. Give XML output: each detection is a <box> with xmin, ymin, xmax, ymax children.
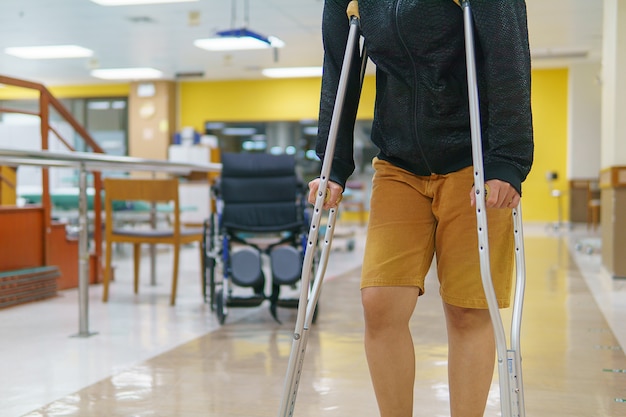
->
<box><xmin>0</xmin><ymin>0</ymin><xmax>604</xmax><ymax>87</ymax></box>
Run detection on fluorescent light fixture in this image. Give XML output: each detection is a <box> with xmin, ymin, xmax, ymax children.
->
<box><xmin>91</xmin><ymin>0</ymin><xmax>198</xmax><ymax>5</ymax></box>
<box><xmin>4</xmin><ymin>45</ymin><xmax>94</xmax><ymax>59</ymax></box>
<box><xmin>262</xmin><ymin>66</ymin><xmax>323</xmax><ymax>79</ymax></box>
<box><xmin>194</xmin><ymin>28</ymin><xmax>285</xmax><ymax>51</ymax></box>
<box><xmin>91</xmin><ymin>67</ymin><xmax>163</xmax><ymax>80</ymax></box>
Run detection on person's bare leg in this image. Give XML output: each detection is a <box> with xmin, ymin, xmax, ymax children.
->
<box><xmin>362</xmin><ymin>286</ymin><xmax>420</xmax><ymax>417</ymax></box>
<box><xmin>444</xmin><ymin>302</ymin><xmax>495</xmax><ymax>417</ymax></box>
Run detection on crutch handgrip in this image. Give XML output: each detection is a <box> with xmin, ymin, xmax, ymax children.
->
<box><xmin>347</xmin><ymin>0</ymin><xmax>359</xmax><ymax>20</ymax></box>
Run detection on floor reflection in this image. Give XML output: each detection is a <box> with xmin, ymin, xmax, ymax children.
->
<box><xmin>6</xmin><ymin>225</ymin><xmax>626</xmax><ymax>417</ymax></box>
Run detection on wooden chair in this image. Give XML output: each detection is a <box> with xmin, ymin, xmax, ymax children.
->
<box><xmin>103</xmin><ymin>177</ymin><xmax>204</xmax><ymax>305</ymax></box>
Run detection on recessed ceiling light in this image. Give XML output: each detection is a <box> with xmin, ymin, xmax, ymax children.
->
<box><xmin>90</xmin><ymin>67</ymin><xmax>164</xmax><ymax>80</ymax></box>
<box><xmin>262</xmin><ymin>67</ymin><xmax>323</xmax><ymax>78</ymax></box>
<box><xmin>91</xmin><ymin>0</ymin><xmax>198</xmax><ymax>6</ymax></box>
<box><xmin>194</xmin><ymin>29</ymin><xmax>285</xmax><ymax>52</ymax></box>
<box><xmin>4</xmin><ymin>45</ymin><xmax>94</xmax><ymax>59</ymax></box>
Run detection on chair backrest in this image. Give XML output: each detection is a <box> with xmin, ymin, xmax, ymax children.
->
<box><xmin>218</xmin><ymin>153</ymin><xmax>303</xmax><ymax>232</ymax></box>
<box><xmin>103</xmin><ymin>177</ymin><xmax>181</xmax><ymax>232</ymax></box>
<box><xmin>587</xmin><ymin>179</ymin><xmax>601</xmax><ymax>202</ymax></box>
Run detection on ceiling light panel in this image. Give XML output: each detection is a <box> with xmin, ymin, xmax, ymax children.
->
<box><xmin>194</xmin><ymin>29</ymin><xmax>285</xmax><ymax>52</ymax></box>
<box><xmin>5</xmin><ymin>45</ymin><xmax>94</xmax><ymax>59</ymax></box>
<box><xmin>90</xmin><ymin>67</ymin><xmax>164</xmax><ymax>80</ymax></box>
<box><xmin>91</xmin><ymin>0</ymin><xmax>198</xmax><ymax>5</ymax></box>
<box><xmin>262</xmin><ymin>67</ymin><xmax>323</xmax><ymax>79</ymax></box>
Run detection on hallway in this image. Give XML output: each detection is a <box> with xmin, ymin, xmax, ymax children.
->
<box><xmin>1</xmin><ymin>223</ymin><xmax>625</xmax><ymax>417</ymax></box>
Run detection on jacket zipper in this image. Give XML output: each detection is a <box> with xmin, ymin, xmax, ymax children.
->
<box><xmin>394</xmin><ymin>0</ymin><xmax>433</xmax><ymax>174</ymax></box>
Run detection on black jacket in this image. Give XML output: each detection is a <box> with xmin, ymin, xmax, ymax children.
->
<box><xmin>317</xmin><ymin>0</ymin><xmax>534</xmax><ymax>194</ymax></box>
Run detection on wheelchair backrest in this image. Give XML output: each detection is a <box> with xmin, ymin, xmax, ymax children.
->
<box><xmin>219</xmin><ymin>153</ymin><xmax>304</xmax><ymax>232</ymax></box>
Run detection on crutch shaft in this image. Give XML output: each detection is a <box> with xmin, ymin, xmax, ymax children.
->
<box><xmin>461</xmin><ymin>1</ymin><xmax>526</xmax><ymax>416</ymax></box>
<box><xmin>277</xmin><ymin>7</ymin><xmax>364</xmax><ymax>416</ymax></box>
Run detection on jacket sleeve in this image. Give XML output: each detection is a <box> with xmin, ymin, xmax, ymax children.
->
<box><xmin>316</xmin><ymin>0</ymin><xmax>363</xmax><ymax>189</ymax></box>
<box><xmin>471</xmin><ymin>0</ymin><xmax>534</xmax><ymax>195</ymax></box>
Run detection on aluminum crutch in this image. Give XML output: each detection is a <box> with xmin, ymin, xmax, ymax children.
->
<box><xmin>460</xmin><ymin>1</ymin><xmax>526</xmax><ymax>416</ymax></box>
<box><xmin>277</xmin><ymin>2</ymin><xmax>367</xmax><ymax>416</ymax></box>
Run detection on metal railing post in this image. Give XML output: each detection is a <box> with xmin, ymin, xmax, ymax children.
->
<box><xmin>72</xmin><ymin>163</ymin><xmax>97</xmax><ymax>338</ymax></box>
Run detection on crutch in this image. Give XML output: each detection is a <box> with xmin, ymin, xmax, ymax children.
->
<box><xmin>277</xmin><ymin>2</ymin><xmax>367</xmax><ymax>416</ymax></box>
<box><xmin>460</xmin><ymin>1</ymin><xmax>527</xmax><ymax>416</ymax></box>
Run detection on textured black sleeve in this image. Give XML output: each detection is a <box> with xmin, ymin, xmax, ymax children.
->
<box><xmin>316</xmin><ymin>0</ymin><xmax>362</xmax><ymax>189</ymax></box>
<box><xmin>471</xmin><ymin>0</ymin><xmax>534</xmax><ymax>194</ymax></box>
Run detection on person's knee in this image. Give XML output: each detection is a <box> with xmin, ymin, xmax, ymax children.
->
<box><xmin>361</xmin><ymin>286</ymin><xmax>419</xmax><ymax>333</ymax></box>
<box><xmin>444</xmin><ymin>303</ymin><xmax>491</xmax><ymax>332</ymax></box>
<box><xmin>361</xmin><ymin>288</ymin><xmax>388</xmax><ymax>329</ymax></box>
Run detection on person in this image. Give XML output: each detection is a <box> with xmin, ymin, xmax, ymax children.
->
<box><xmin>307</xmin><ymin>1</ymin><xmax>534</xmax><ymax>416</ymax></box>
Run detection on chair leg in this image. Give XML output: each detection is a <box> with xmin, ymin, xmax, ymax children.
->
<box><xmin>103</xmin><ymin>240</ymin><xmax>113</xmax><ymax>302</ymax></box>
<box><xmin>170</xmin><ymin>244</ymin><xmax>180</xmax><ymax>306</ymax></box>
<box><xmin>133</xmin><ymin>243</ymin><xmax>141</xmax><ymax>294</ymax></box>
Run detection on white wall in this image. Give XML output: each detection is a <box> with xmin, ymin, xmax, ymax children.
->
<box><xmin>568</xmin><ymin>62</ymin><xmax>602</xmax><ymax>179</ymax></box>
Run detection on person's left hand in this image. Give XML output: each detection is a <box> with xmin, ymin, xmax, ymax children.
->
<box><xmin>470</xmin><ymin>179</ymin><xmax>520</xmax><ymax>209</ymax></box>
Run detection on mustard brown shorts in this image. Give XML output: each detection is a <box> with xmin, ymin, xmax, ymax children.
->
<box><xmin>361</xmin><ymin>158</ymin><xmax>515</xmax><ymax>309</ymax></box>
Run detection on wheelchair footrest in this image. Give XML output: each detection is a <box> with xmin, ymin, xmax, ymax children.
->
<box><xmin>275</xmin><ymin>298</ymin><xmax>299</xmax><ymax>309</ymax></box>
<box><xmin>226</xmin><ymin>295</ymin><xmax>266</xmax><ymax>308</ymax></box>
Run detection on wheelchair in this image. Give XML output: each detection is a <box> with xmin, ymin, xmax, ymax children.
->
<box><xmin>203</xmin><ymin>152</ymin><xmax>315</xmax><ymax>324</ymax></box>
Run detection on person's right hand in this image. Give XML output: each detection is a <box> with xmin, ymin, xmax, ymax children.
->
<box><xmin>469</xmin><ymin>179</ymin><xmax>520</xmax><ymax>209</ymax></box>
<box><xmin>308</xmin><ymin>178</ymin><xmax>343</xmax><ymax>210</ymax></box>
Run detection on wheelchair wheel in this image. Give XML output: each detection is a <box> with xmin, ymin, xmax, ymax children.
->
<box><xmin>207</xmin><ymin>256</ymin><xmax>216</xmax><ymax>311</ymax></box>
<box><xmin>216</xmin><ymin>288</ymin><xmax>227</xmax><ymax>325</ymax></box>
<box><xmin>206</xmin><ymin>214</ymin><xmax>221</xmax><ymax>311</ymax></box>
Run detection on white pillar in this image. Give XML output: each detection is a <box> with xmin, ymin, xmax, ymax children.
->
<box><xmin>600</xmin><ymin>0</ymin><xmax>626</xmax><ymax>278</ymax></box>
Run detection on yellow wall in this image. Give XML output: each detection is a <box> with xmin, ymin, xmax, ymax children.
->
<box><xmin>1</xmin><ymin>69</ymin><xmax>568</xmax><ymax>222</ymax></box>
<box><xmin>0</xmin><ymin>83</ymin><xmax>129</xmax><ymax>100</ymax></box>
<box><xmin>179</xmin><ymin>77</ymin><xmax>376</xmax><ymax>130</ymax></box>
<box><xmin>523</xmin><ymin>68</ymin><xmax>569</xmax><ymax>222</ymax></box>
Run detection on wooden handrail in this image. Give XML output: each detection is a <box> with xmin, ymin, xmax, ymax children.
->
<box><xmin>0</xmin><ymin>74</ymin><xmax>104</xmax><ymax>282</ymax></box>
<box><xmin>0</xmin><ymin>107</ymin><xmax>40</xmax><ymax>117</ymax></box>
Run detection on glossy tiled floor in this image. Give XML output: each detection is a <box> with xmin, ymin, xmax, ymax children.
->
<box><xmin>1</xmin><ymin>222</ymin><xmax>625</xmax><ymax>417</ymax></box>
